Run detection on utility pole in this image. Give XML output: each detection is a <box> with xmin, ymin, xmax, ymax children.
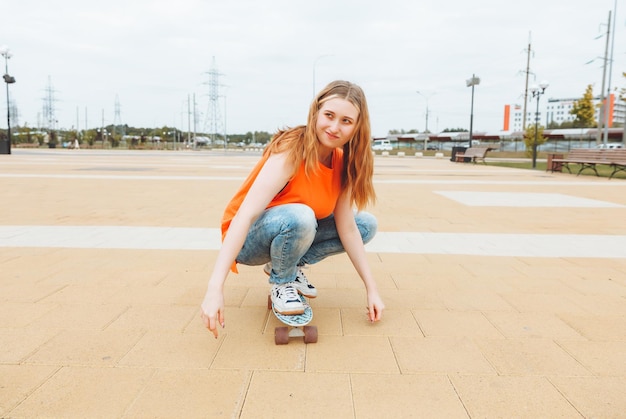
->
<box><xmin>193</xmin><ymin>92</ymin><xmax>197</xmax><ymax>148</ymax></box>
<box><xmin>101</xmin><ymin>109</ymin><xmax>106</xmax><ymax>145</ymax></box>
<box><xmin>522</xmin><ymin>32</ymin><xmax>532</xmax><ymax>131</ymax></box>
<box><xmin>42</xmin><ymin>76</ymin><xmax>58</xmax><ymax>147</ymax></box>
<box><xmin>113</xmin><ymin>94</ymin><xmax>124</xmax><ymax>139</ymax></box>
<box><xmin>416</xmin><ymin>91</ymin><xmax>435</xmax><ymax>133</ymax></box>
<box><xmin>603</xmin><ymin>0</ymin><xmax>617</xmax><ymax>145</ymax></box>
<box><xmin>597</xmin><ymin>11</ymin><xmax>611</xmax><ymax>145</ymax></box>
<box><xmin>204</xmin><ymin>56</ymin><xmax>225</xmax><ymax>148</ymax></box>
<box><xmin>187</xmin><ymin>94</ymin><xmax>191</xmax><ymax>147</ymax></box>
<box><xmin>84</xmin><ymin>107</ymin><xmax>88</xmax><ymax>144</ymax></box>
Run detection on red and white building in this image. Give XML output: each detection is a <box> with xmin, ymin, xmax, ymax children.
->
<box><xmin>503</xmin><ymin>93</ymin><xmax>625</xmax><ymax>131</ymax></box>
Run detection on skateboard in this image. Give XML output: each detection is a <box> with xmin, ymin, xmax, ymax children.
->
<box><xmin>267</xmin><ymin>294</ymin><xmax>318</xmax><ymax>345</ymax></box>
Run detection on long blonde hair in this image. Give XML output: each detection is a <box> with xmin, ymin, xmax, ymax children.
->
<box><xmin>264</xmin><ymin>80</ymin><xmax>375</xmax><ymax>210</ymax></box>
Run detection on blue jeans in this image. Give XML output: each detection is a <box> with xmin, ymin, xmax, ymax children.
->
<box><xmin>236</xmin><ymin>203</ymin><xmax>377</xmax><ymax>285</ymax></box>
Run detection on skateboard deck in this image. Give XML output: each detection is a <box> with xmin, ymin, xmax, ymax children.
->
<box><xmin>267</xmin><ymin>294</ymin><xmax>318</xmax><ymax>345</ymax></box>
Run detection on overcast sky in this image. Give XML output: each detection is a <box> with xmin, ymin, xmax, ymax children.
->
<box><xmin>2</xmin><ymin>0</ymin><xmax>625</xmax><ymax>137</ymax></box>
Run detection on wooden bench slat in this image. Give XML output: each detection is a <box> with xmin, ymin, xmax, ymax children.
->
<box><xmin>551</xmin><ymin>148</ymin><xmax>626</xmax><ymax>178</ymax></box>
<box><xmin>454</xmin><ymin>147</ymin><xmax>490</xmax><ymax>164</ymax></box>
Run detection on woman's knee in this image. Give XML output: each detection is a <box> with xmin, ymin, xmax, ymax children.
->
<box><xmin>355</xmin><ymin>211</ymin><xmax>377</xmax><ymax>244</ymax></box>
<box><xmin>277</xmin><ymin>204</ymin><xmax>317</xmax><ymax>239</ymax></box>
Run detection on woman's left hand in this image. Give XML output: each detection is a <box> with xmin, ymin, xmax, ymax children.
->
<box><xmin>366</xmin><ymin>291</ymin><xmax>385</xmax><ymax>322</ymax></box>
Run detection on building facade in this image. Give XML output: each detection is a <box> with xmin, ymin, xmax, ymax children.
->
<box><xmin>503</xmin><ymin>93</ymin><xmax>625</xmax><ymax>132</ymax></box>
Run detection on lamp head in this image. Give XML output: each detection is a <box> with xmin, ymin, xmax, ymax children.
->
<box><xmin>530</xmin><ymin>81</ymin><xmax>548</xmax><ymax>97</ymax></box>
<box><xmin>465</xmin><ymin>76</ymin><xmax>480</xmax><ymax>87</ymax></box>
<box><xmin>0</xmin><ymin>45</ymin><xmax>11</xmax><ymax>58</ymax></box>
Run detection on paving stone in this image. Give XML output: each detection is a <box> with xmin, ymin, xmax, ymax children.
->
<box><xmin>126</xmin><ymin>369</ymin><xmax>250</xmax><ymax>418</ymax></box>
<box><xmin>476</xmin><ymin>338</ymin><xmax>592</xmax><ymax>376</ymax></box>
<box><xmin>483</xmin><ymin>311</ymin><xmax>586</xmax><ymax>339</ymax></box>
<box><xmin>8</xmin><ymin>366</ymin><xmax>154</xmax><ymax>417</ymax></box>
<box><xmin>414</xmin><ymin>309</ymin><xmax>504</xmax><ymax>338</ymax></box>
<box><xmin>105</xmin><ymin>304</ymin><xmax>198</xmax><ymax>332</ymax></box>
<box><xmin>118</xmin><ymin>330</ymin><xmax>224</xmax><ymax>368</ymax></box>
<box><xmin>3</xmin><ymin>151</ymin><xmax>626</xmax><ymax>417</ymax></box>
<box><xmin>0</xmin><ymin>364</ymin><xmax>58</xmax><ymax>417</ymax></box>
<box><xmin>566</xmin><ymin>294</ymin><xmax>626</xmax><ymax>316</ymax></box>
<box><xmin>550</xmin><ymin>376</ymin><xmax>626</xmax><ymax>418</ymax></box>
<box><xmin>33</xmin><ymin>302</ymin><xmax>131</xmax><ymax>331</ymax></box>
<box><xmin>211</xmin><ymin>332</ymin><xmax>308</xmax><ymax>371</ymax></box>
<box><xmin>306</xmin><ymin>336</ymin><xmax>399</xmax><ymax>373</ymax></box>
<box><xmin>25</xmin><ymin>329</ymin><xmax>145</xmax><ymax>366</ymax></box>
<box><xmin>241</xmin><ymin>371</ymin><xmax>353</xmax><ymax>418</ymax></box>
<box><xmin>440</xmin><ymin>290</ymin><xmax>516</xmax><ymax>312</ymax></box>
<box><xmin>391</xmin><ymin>336</ymin><xmax>495</xmax><ymax>374</ymax></box>
<box><xmin>0</xmin><ymin>328</ymin><xmax>59</xmax><ymax>363</ymax></box>
<box><xmin>341</xmin><ymin>308</ymin><xmax>423</xmax><ymax>337</ymax></box>
<box><xmin>0</xmin><ymin>301</ymin><xmax>58</xmax><ymax>328</ymax></box>
<box><xmin>352</xmin><ymin>374</ymin><xmax>468</xmax><ymax>418</ymax></box>
<box><xmin>557</xmin><ymin>314</ymin><xmax>626</xmax><ymax>340</ymax></box>
<box><xmin>451</xmin><ymin>375</ymin><xmax>582</xmax><ymax>418</ymax></box>
<box><xmin>380</xmin><ymin>288</ymin><xmax>446</xmax><ymax>310</ymax></box>
<box><xmin>498</xmin><ymin>292</ymin><xmax>590</xmax><ymax>314</ymax></box>
<box><xmin>556</xmin><ymin>340</ymin><xmax>626</xmax><ymax>376</ymax></box>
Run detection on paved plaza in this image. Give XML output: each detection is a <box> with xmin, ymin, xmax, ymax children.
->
<box><xmin>1</xmin><ymin>149</ymin><xmax>625</xmax><ymax>418</ymax></box>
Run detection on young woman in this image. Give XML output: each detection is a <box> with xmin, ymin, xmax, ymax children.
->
<box><xmin>200</xmin><ymin>80</ymin><xmax>384</xmax><ymax>338</ymax></box>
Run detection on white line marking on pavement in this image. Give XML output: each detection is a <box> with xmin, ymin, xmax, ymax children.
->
<box><xmin>2</xmin><ymin>173</ymin><xmax>626</xmax><ymax>186</ymax></box>
<box><xmin>0</xmin><ymin>174</ymin><xmax>245</xmax><ymax>181</ymax></box>
<box><xmin>1</xmin><ymin>226</ymin><xmax>626</xmax><ymax>258</ymax></box>
<box><xmin>435</xmin><ymin>191</ymin><xmax>624</xmax><ymax>207</ymax></box>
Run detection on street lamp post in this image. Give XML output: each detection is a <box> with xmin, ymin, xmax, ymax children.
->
<box><xmin>529</xmin><ymin>81</ymin><xmax>549</xmax><ymax>169</ymax></box>
<box><xmin>466</xmin><ymin>74</ymin><xmax>480</xmax><ymax>146</ymax></box>
<box><xmin>0</xmin><ymin>45</ymin><xmax>15</xmax><ymax>155</ymax></box>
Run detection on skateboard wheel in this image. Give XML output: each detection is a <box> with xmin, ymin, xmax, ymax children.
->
<box><xmin>303</xmin><ymin>325</ymin><xmax>318</xmax><ymax>343</ymax></box>
<box><xmin>275</xmin><ymin>326</ymin><xmax>289</xmax><ymax>345</ymax></box>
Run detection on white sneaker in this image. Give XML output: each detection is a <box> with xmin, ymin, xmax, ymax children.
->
<box><xmin>271</xmin><ymin>283</ymin><xmax>305</xmax><ymax>315</ymax></box>
<box><xmin>264</xmin><ymin>263</ymin><xmax>317</xmax><ymax>298</ymax></box>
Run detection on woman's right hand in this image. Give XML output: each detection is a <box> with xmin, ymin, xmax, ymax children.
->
<box><xmin>200</xmin><ymin>284</ymin><xmax>225</xmax><ymax>338</ymax></box>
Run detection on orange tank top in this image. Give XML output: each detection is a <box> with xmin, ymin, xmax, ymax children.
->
<box><xmin>221</xmin><ymin>148</ymin><xmax>344</xmax><ymax>240</ymax></box>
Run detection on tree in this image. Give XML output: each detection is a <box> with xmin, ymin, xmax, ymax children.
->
<box><xmin>83</xmin><ymin>129</ymin><xmax>97</xmax><ymax>146</ymax></box>
<box><xmin>569</xmin><ymin>85</ymin><xmax>597</xmax><ymax>128</ymax></box>
<box><xmin>523</xmin><ymin>123</ymin><xmax>547</xmax><ymax>158</ymax></box>
<box><xmin>252</xmin><ymin>131</ymin><xmax>272</xmax><ymax>144</ymax></box>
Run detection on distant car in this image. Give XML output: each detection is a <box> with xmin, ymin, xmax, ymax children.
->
<box><xmin>459</xmin><ymin>140</ymin><xmax>482</xmax><ymax>148</ymax></box>
<box><xmin>372</xmin><ymin>139</ymin><xmax>392</xmax><ymax>151</ymax></box>
<box><xmin>596</xmin><ymin>143</ymin><xmax>623</xmax><ymax>149</ymax></box>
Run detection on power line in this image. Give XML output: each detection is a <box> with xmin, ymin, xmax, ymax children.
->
<box><xmin>203</xmin><ymin>56</ymin><xmax>225</xmax><ymax>147</ymax></box>
<box><xmin>41</xmin><ymin>75</ymin><xmax>58</xmax><ymax>131</ymax></box>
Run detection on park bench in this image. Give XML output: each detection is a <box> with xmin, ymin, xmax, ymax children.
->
<box><xmin>551</xmin><ymin>149</ymin><xmax>607</xmax><ymax>176</ymax></box>
<box><xmin>606</xmin><ymin>149</ymin><xmax>626</xmax><ymax>179</ymax></box>
<box><xmin>551</xmin><ymin>148</ymin><xmax>626</xmax><ymax>179</ymax></box>
<box><xmin>454</xmin><ymin>146</ymin><xmax>490</xmax><ymax>164</ymax></box>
